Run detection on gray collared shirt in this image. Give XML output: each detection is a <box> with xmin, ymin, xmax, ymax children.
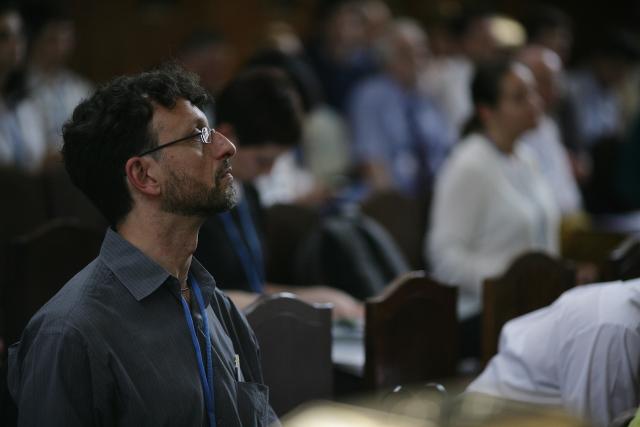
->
<box><xmin>8</xmin><ymin>228</ymin><xmax>277</xmax><ymax>426</ymax></box>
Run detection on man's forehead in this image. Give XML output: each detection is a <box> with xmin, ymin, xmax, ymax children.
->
<box><xmin>150</xmin><ymin>98</ymin><xmax>209</xmax><ymax>138</ymax></box>
<box><xmin>150</xmin><ymin>98</ymin><xmax>208</xmax><ymax>129</ymax></box>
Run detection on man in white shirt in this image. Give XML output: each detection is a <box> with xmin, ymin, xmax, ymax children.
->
<box><xmin>518</xmin><ymin>45</ymin><xmax>582</xmax><ymax>216</ymax></box>
<box><xmin>467</xmin><ymin>279</ymin><xmax>640</xmax><ymax>427</ymax></box>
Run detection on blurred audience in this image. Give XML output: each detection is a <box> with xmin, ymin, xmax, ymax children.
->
<box><xmin>517</xmin><ymin>45</ymin><xmax>583</xmax><ymax>217</ymax></box>
<box><xmin>176</xmin><ymin>29</ymin><xmax>234</xmax><ymax>124</ymax></box>
<box><xmin>21</xmin><ymin>0</ymin><xmax>92</xmax><ymax>158</ymax></box>
<box><xmin>521</xmin><ymin>3</ymin><xmax>573</xmax><ymax>65</ymax></box>
<box><xmin>561</xmin><ymin>30</ymin><xmax>640</xmax><ymax>151</ymax></box>
<box><xmin>305</xmin><ymin>0</ymin><xmax>379</xmax><ymax>112</ymax></box>
<box><xmin>194</xmin><ymin>68</ymin><xmax>363</xmax><ymax>320</ymax></box>
<box><xmin>0</xmin><ymin>3</ymin><xmax>46</xmax><ymax>172</ymax></box>
<box><xmin>358</xmin><ymin>0</ymin><xmax>392</xmax><ymax>49</ymax></box>
<box><xmin>247</xmin><ymin>44</ymin><xmax>349</xmax><ymax>204</ymax></box>
<box><xmin>348</xmin><ymin>18</ymin><xmax>454</xmax><ymax>198</ymax></box>
<box><xmin>421</xmin><ymin>11</ymin><xmax>525</xmax><ymax>133</ymax></box>
<box><xmin>427</xmin><ymin>59</ymin><xmax>559</xmax><ymax>357</ymax></box>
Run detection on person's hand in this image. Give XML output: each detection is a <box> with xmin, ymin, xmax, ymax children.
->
<box><xmin>294</xmin><ymin>286</ymin><xmax>364</xmax><ymax>321</ymax></box>
<box><xmin>575</xmin><ymin>262</ymin><xmax>599</xmax><ymax>285</ymax></box>
<box><xmin>225</xmin><ymin>290</ymin><xmax>260</xmax><ymax>310</ymax></box>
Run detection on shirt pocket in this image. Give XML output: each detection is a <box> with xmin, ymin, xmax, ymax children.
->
<box><xmin>236</xmin><ymin>380</ymin><xmax>272</xmax><ymax>427</ymax></box>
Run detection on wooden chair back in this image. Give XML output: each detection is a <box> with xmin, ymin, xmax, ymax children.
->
<box><xmin>361</xmin><ymin>190</ymin><xmax>430</xmax><ymax>270</ymax></box>
<box><xmin>263</xmin><ymin>203</ymin><xmax>319</xmax><ymax>285</ymax></box>
<box><xmin>42</xmin><ymin>165</ymin><xmax>107</xmax><ymax>230</ymax></box>
<box><xmin>0</xmin><ymin>168</ymin><xmax>47</xmax><ymax>242</ymax></box>
<box><xmin>364</xmin><ymin>271</ymin><xmax>458</xmax><ymax>389</ymax></box>
<box><xmin>607</xmin><ymin>236</ymin><xmax>640</xmax><ymax>281</ymax></box>
<box><xmin>561</xmin><ymin>229</ymin><xmax>627</xmax><ymax>280</ymax></box>
<box><xmin>482</xmin><ymin>252</ymin><xmax>575</xmax><ymax>365</ymax></box>
<box><xmin>2</xmin><ymin>218</ymin><xmax>103</xmax><ymax>346</ymax></box>
<box><xmin>245</xmin><ymin>293</ymin><xmax>333</xmax><ymax>417</ymax></box>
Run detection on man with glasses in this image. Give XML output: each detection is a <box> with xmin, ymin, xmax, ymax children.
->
<box><xmin>7</xmin><ymin>64</ymin><xmax>277</xmax><ymax>426</ymax></box>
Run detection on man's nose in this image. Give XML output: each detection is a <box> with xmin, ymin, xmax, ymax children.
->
<box><xmin>212</xmin><ymin>131</ymin><xmax>237</xmax><ymax>158</ymax></box>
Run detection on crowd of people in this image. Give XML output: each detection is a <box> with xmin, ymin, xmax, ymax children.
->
<box><xmin>2</xmin><ymin>0</ymin><xmax>640</xmax><ymax>426</ymax></box>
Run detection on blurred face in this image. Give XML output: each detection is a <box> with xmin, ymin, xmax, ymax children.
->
<box><xmin>327</xmin><ymin>4</ymin><xmax>367</xmax><ymax>52</ymax></box>
<box><xmin>387</xmin><ymin>26</ymin><xmax>429</xmax><ymax>87</ymax></box>
<box><xmin>150</xmin><ymin>99</ymin><xmax>238</xmax><ymax>217</ymax></box>
<box><xmin>536</xmin><ymin>27</ymin><xmax>572</xmax><ymax>64</ymax></box>
<box><xmin>523</xmin><ymin>49</ymin><xmax>562</xmax><ymax>110</ymax></box>
<box><xmin>462</xmin><ymin>18</ymin><xmax>499</xmax><ymax>63</ymax></box>
<box><xmin>182</xmin><ymin>43</ymin><xmax>233</xmax><ymax>94</ymax></box>
<box><xmin>232</xmin><ymin>144</ymin><xmax>288</xmax><ymax>182</ymax></box>
<box><xmin>31</xmin><ymin>20</ymin><xmax>75</xmax><ymax>69</ymax></box>
<box><xmin>489</xmin><ymin>64</ymin><xmax>542</xmax><ymax>138</ymax></box>
<box><xmin>360</xmin><ymin>0</ymin><xmax>391</xmax><ymax>42</ymax></box>
<box><xmin>0</xmin><ymin>11</ymin><xmax>25</xmax><ymax>74</ymax></box>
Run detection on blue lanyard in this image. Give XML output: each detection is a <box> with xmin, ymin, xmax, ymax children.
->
<box><xmin>179</xmin><ymin>275</ymin><xmax>215</xmax><ymax>427</ymax></box>
<box><xmin>218</xmin><ymin>196</ymin><xmax>265</xmax><ymax>293</ymax></box>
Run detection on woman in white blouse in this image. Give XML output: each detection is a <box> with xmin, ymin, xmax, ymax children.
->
<box><xmin>426</xmin><ymin>59</ymin><xmax>560</xmax><ymax>358</ymax></box>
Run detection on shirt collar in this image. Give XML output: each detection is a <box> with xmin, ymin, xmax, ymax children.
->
<box><xmin>99</xmin><ymin>228</ymin><xmax>217</xmax><ymax>302</ymax></box>
<box><xmin>189</xmin><ymin>256</ymin><xmax>217</xmax><ymax>306</ymax></box>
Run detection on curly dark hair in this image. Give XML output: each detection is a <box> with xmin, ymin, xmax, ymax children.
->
<box><xmin>61</xmin><ymin>63</ymin><xmax>209</xmax><ymax>226</ymax></box>
<box><xmin>215</xmin><ymin>67</ymin><xmax>302</xmax><ymax>147</ymax></box>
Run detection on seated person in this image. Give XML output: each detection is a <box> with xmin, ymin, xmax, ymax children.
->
<box><xmin>348</xmin><ymin>18</ymin><xmax>454</xmax><ymax>198</ymax></box>
<box><xmin>0</xmin><ymin>4</ymin><xmax>47</xmax><ymax>172</ymax></box>
<box><xmin>426</xmin><ymin>59</ymin><xmax>560</xmax><ymax>357</ymax></box>
<box><xmin>517</xmin><ymin>45</ymin><xmax>582</xmax><ymax>217</ymax></box>
<box><xmin>8</xmin><ymin>64</ymin><xmax>277</xmax><ymax>425</ymax></box>
<box><xmin>467</xmin><ymin>279</ymin><xmax>640</xmax><ymax>427</ymax></box>
<box><xmin>195</xmin><ymin>68</ymin><xmax>363</xmax><ymax>321</ymax></box>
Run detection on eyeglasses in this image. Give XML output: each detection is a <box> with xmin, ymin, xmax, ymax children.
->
<box><xmin>137</xmin><ymin>127</ymin><xmax>216</xmax><ymax>157</ymax></box>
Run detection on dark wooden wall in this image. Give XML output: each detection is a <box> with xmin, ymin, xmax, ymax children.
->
<box><xmin>66</xmin><ymin>0</ymin><xmax>639</xmax><ymax>83</ymax></box>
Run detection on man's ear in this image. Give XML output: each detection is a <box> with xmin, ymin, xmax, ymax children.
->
<box><xmin>124</xmin><ymin>156</ymin><xmax>161</xmax><ymax>196</ymax></box>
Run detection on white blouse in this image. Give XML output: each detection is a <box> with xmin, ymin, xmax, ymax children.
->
<box><xmin>426</xmin><ymin>132</ymin><xmax>560</xmax><ymax>319</ymax></box>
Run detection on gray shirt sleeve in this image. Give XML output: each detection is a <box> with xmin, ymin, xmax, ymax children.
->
<box><xmin>8</xmin><ymin>327</ymin><xmax>109</xmax><ymax>426</ymax></box>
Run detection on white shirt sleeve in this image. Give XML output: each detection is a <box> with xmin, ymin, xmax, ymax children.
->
<box><xmin>427</xmin><ymin>161</ymin><xmax>505</xmax><ymax>295</ymax></box>
<box><xmin>559</xmin><ymin>324</ymin><xmax>640</xmax><ymax>427</ymax></box>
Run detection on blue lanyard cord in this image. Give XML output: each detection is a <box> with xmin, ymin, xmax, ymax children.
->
<box><xmin>218</xmin><ymin>198</ymin><xmax>265</xmax><ymax>293</ymax></box>
<box><xmin>236</xmin><ymin>198</ymin><xmax>265</xmax><ymax>281</ymax></box>
<box><xmin>179</xmin><ymin>275</ymin><xmax>215</xmax><ymax>427</ymax></box>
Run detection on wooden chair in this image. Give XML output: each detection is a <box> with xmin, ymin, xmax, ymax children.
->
<box><xmin>263</xmin><ymin>203</ymin><xmax>320</xmax><ymax>285</ymax></box>
<box><xmin>0</xmin><ymin>168</ymin><xmax>49</xmax><ymax>356</ymax></box>
<box><xmin>561</xmin><ymin>229</ymin><xmax>627</xmax><ymax>280</ymax></box>
<box><xmin>0</xmin><ymin>167</ymin><xmax>48</xmax><ymax>242</ymax></box>
<box><xmin>245</xmin><ymin>293</ymin><xmax>333</xmax><ymax>417</ymax></box>
<box><xmin>2</xmin><ymin>218</ymin><xmax>103</xmax><ymax>346</ymax></box>
<box><xmin>42</xmin><ymin>165</ymin><xmax>108</xmax><ymax>230</ymax></box>
<box><xmin>607</xmin><ymin>236</ymin><xmax>640</xmax><ymax>281</ymax></box>
<box><xmin>482</xmin><ymin>252</ymin><xmax>576</xmax><ymax>365</ymax></box>
<box><xmin>361</xmin><ymin>190</ymin><xmax>430</xmax><ymax>270</ymax></box>
<box><xmin>364</xmin><ymin>271</ymin><xmax>458</xmax><ymax>389</ymax></box>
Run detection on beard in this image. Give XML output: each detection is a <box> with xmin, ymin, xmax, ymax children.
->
<box><xmin>161</xmin><ymin>158</ymin><xmax>238</xmax><ymax>217</ymax></box>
